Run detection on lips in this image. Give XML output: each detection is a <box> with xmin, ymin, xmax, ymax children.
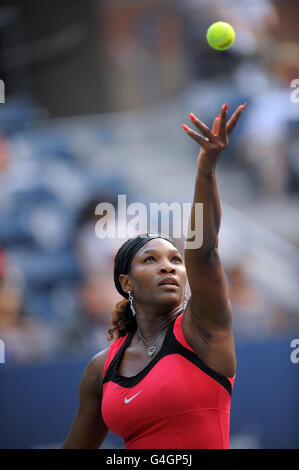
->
<box><xmin>158</xmin><ymin>277</ymin><xmax>179</xmax><ymax>287</ymax></box>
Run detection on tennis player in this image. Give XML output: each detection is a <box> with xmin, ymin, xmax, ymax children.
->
<box><xmin>62</xmin><ymin>102</ymin><xmax>247</xmax><ymax>449</ymax></box>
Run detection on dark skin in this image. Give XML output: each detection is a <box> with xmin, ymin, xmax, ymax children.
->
<box><xmin>117</xmin><ymin>238</ymin><xmax>187</xmax><ymax>375</ymax></box>
<box><xmin>62</xmin><ymin>102</ymin><xmax>246</xmax><ymax>448</ymax></box>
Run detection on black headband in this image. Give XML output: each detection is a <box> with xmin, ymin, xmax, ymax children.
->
<box><xmin>114</xmin><ymin>232</ymin><xmax>183</xmax><ymax>299</ymax></box>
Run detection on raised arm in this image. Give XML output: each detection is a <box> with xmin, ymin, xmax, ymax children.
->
<box><xmin>62</xmin><ymin>349</ymin><xmax>110</xmax><ymax>449</ymax></box>
<box><xmin>181</xmin><ymin>102</ymin><xmax>246</xmax><ymax>377</ymax></box>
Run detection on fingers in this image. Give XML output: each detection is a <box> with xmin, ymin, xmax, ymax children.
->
<box><xmin>226</xmin><ymin>102</ymin><xmax>247</xmax><ymax>135</ymax></box>
<box><xmin>189</xmin><ymin>105</ymin><xmax>228</xmax><ymax>141</ymax></box>
<box><xmin>182</xmin><ymin>102</ymin><xmax>247</xmax><ymax>143</ymax></box>
<box><xmin>181</xmin><ymin>124</ymin><xmax>209</xmax><ymax>146</ymax></box>
<box><xmin>212</xmin><ymin>114</ymin><xmax>221</xmax><ymax>134</ymax></box>
<box><xmin>189</xmin><ymin>113</ymin><xmax>215</xmax><ymax>141</ymax></box>
<box><xmin>219</xmin><ymin>103</ymin><xmax>228</xmax><ymax>139</ymax></box>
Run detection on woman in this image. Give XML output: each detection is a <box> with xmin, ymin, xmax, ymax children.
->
<box><xmin>62</xmin><ymin>102</ymin><xmax>247</xmax><ymax>449</ymax></box>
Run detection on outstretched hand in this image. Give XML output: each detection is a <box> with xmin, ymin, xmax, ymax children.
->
<box><xmin>182</xmin><ymin>102</ymin><xmax>247</xmax><ymax>171</ymax></box>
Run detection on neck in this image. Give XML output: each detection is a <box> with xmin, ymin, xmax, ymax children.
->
<box><xmin>135</xmin><ymin>302</ymin><xmax>184</xmax><ymax>340</ymax></box>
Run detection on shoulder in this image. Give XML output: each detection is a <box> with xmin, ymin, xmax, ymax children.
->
<box><xmin>80</xmin><ymin>348</ymin><xmax>110</xmax><ymax>399</ymax></box>
<box><xmin>89</xmin><ymin>347</ymin><xmax>110</xmax><ymax>371</ymax></box>
<box><xmin>87</xmin><ymin>333</ymin><xmax>126</xmax><ymax>375</ymax></box>
<box><xmin>84</xmin><ymin>333</ymin><xmax>128</xmax><ymax>395</ymax></box>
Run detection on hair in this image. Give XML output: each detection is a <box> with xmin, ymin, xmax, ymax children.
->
<box><xmin>106</xmin><ymin>298</ymin><xmax>137</xmax><ymax>342</ymax></box>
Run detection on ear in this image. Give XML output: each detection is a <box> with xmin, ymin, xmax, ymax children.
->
<box><xmin>119</xmin><ymin>274</ymin><xmax>131</xmax><ymax>294</ymax></box>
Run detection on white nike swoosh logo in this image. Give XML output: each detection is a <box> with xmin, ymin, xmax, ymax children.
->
<box><xmin>124</xmin><ymin>391</ymin><xmax>142</xmax><ymax>404</ymax></box>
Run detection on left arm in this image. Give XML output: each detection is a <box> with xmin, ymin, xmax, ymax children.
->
<box><xmin>181</xmin><ymin>102</ymin><xmax>246</xmax><ymax>377</ymax></box>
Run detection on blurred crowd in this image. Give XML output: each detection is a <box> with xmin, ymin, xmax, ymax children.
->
<box><xmin>182</xmin><ymin>0</ymin><xmax>299</xmax><ymax>198</ymax></box>
<box><xmin>0</xmin><ymin>0</ymin><xmax>299</xmax><ymax>364</ymax></box>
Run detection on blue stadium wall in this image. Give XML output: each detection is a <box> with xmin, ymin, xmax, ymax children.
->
<box><xmin>0</xmin><ymin>335</ymin><xmax>298</xmax><ymax>449</ymax></box>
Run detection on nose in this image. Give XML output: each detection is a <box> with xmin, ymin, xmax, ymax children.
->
<box><xmin>159</xmin><ymin>261</ymin><xmax>176</xmax><ymax>273</ymax></box>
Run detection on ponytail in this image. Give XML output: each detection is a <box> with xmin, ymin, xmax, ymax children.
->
<box><xmin>107</xmin><ymin>298</ymin><xmax>137</xmax><ymax>342</ymax></box>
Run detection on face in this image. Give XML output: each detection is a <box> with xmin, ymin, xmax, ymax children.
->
<box><xmin>119</xmin><ymin>238</ymin><xmax>187</xmax><ymax>307</ymax></box>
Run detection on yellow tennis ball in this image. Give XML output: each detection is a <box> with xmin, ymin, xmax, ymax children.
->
<box><xmin>206</xmin><ymin>21</ymin><xmax>235</xmax><ymax>51</ymax></box>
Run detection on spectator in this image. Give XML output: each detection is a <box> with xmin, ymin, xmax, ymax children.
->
<box><xmin>63</xmin><ymin>193</ymin><xmax>128</xmax><ymax>353</ymax></box>
<box><xmin>0</xmin><ymin>247</ymin><xmax>55</xmax><ymax>363</ymax></box>
<box><xmin>239</xmin><ymin>41</ymin><xmax>299</xmax><ymax>196</ymax></box>
<box><xmin>227</xmin><ymin>263</ymin><xmax>288</xmax><ymax>339</ymax></box>
<box><xmin>74</xmin><ymin>193</ymin><xmax>128</xmax><ymax>279</ymax></box>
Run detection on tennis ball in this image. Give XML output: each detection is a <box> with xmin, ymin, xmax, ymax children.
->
<box><xmin>206</xmin><ymin>22</ymin><xmax>235</xmax><ymax>50</ymax></box>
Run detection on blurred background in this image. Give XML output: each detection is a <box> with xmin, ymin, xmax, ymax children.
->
<box><xmin>0</xmin><ymin>0</ymin><xmax>299</xmax><ymax>449</ymax></box>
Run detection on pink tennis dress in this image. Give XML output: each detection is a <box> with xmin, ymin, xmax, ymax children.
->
<box><xmin>101</xmin><ymin>310</ymin><xmax>235</xmax><ymax>449</ymax></box>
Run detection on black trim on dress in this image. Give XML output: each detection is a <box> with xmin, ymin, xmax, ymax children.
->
<box><xmin>102</xmin><ymin>312</ymin><xmax>232</xmax><ymax>396</ymax></box>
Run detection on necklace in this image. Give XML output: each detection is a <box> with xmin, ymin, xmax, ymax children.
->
<box><xmin>137</xmin><ymin>324</ymin><xmax>169</xmax><ymax>358</ymax></box>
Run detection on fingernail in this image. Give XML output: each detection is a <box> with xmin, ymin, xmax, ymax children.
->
<box><xmin>217</xmin><ymin>113</ymin><xmax>221</xmax><ymax>118</ymax></box>
<box><xmin>223</xmin><ymin>103</ymin><xmax>228</xmax><ymax>111</ymax></box>
<box><xmin>189</xmin><ymin>112</ymin><xmax>196</xmax><ymax>121</ymax></box>
<box><xmin>241</xmin><ymin>102</ymin><xmax>247</xmax><ymax>109</ymax></box>
<box><xmin>182</xmin><ymin>124</ymin><xmax>189</xmax><ymax>131</ymax></box>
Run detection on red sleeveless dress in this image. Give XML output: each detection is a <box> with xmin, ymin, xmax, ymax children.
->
<box><xmin>101</xmin><ymin>310</ymin><xmax>235</xmax><ymax>449</ymax></box>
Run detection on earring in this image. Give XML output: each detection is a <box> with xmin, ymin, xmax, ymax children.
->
<box><xmin>183</xmin><ymin>295</ymin><xmax>190</xmax><ymax>309</ymax></box>
<box><xmin>128</xmin><ymin>290</ymin><xmax>136</xmax><ymax>316</ymax></box>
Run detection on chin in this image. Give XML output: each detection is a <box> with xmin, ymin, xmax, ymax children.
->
<box><xmin>157</xmin><ymin>292</ymin><xmax>181</xmax><ymax>304</ymax></box>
